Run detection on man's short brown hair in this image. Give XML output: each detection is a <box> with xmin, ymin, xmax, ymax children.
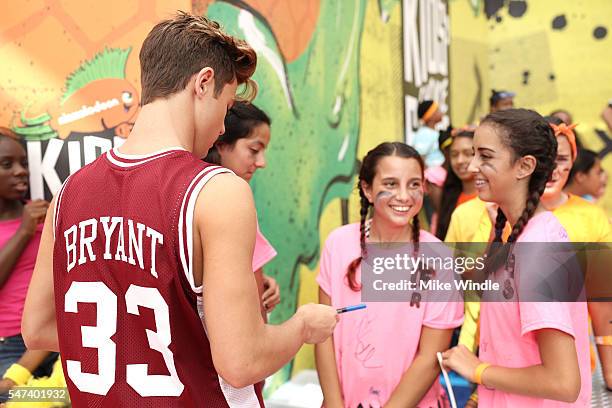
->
<box><xmin>140</xmin><ymin>11</ymin><xmax>257</xmax><ymax>105</ymax></box>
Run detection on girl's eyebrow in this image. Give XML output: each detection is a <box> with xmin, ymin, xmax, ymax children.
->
<box><xmin>477</xmin><ymin>147</ymin><xmax>495</xmax><ymax>153</ymax></box>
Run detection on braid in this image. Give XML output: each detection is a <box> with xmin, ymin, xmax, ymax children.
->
<box><xmin>507</xmin><ymin>191</ymin><xmax>539</xmax><ymax>243</ymax></box>
<box><xmin>479</xmin><ymin>109</ymin><xmax>558</xmax><ymax>275</ymax></box>
<box><xmin>493</xmin><ymin>209</ymin><xmax>507</xmax><ymax>243</ymax></box>
<box><xmin>411</xmin><ymin>215</ymin><xmax>420</xmax><ymax>254</ymax></box>
<box><xmin>507</xmin><ymin>179</ymin><xmax>546</xmax><ymax>243</ymax></box>
<box><xmin>358</xmin><ymin>194</ymin><xmax>369</xmax><ymax>259</ymax></box>
<box><xmin>346</xmin><ymin>192</ymin><xmax>370</xmax><ymax>291</ymax></box>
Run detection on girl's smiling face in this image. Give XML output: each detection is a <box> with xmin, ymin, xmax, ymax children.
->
<box><xmin>449</xmin><ymin>136</ymin><xmax>475</xmax><ymax>181</ymax></box>
<box><xmin>468</xmin><ymin>124</ymin><xmax>533</xmax><ymax>204</ymax></box>
<box><xmin>362</xmin><ymin>155</ymin><xmax>424</xmax><ymax>228</ymax></box>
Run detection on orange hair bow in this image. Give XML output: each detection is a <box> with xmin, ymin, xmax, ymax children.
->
<box><xmin>550</xmin><ymin>123</ymin><xmax>577</xmax><ymax>160</ymax></box>
<box><xmin>450</xmin><ymin>124</ymin><xmax>477</xmax><ymax>137</ymax></box>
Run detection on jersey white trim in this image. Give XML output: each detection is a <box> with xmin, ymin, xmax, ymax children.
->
<box><xmin>106</xmin><ymin>150</ymin><xmax>179</xmax><ymax>168</ymax></box>
<box><xmin>112</xmin><ymin>146</ymin><xmax>186</xmax><ymax>160</ymax></box>
<box><xmin>53</xmin><ymin>175</ymin><xmax>72</xmax><ymax>240</ymax></box>
<box><xmin>178</xmin><ymin>166</ymin><xmax>233</xmax><ymax>294</ymax></box>
<box><xmin>218</xmin><ymin>376</ymin><xmax>260</xmax><ymax>408</ymax></box>
<box><xmin>196</xmin><ymin>298</ymin><xmax>260</xmax><ymax>408</ymax></box>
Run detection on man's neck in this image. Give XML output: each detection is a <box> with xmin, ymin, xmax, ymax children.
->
<box><xmin>122</xmin><ymin>99</ymin><xmax>194</xmax><ymax>154</ymax></box>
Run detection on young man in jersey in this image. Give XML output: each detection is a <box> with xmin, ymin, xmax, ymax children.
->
<box><xmin>21</xmin><ymin>12</ymin><xmax>338</xmax><ymax>407</ymax></box>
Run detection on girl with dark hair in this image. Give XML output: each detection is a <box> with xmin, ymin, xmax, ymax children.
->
<box><xmin>441</xmin><ymin>109</ymin><xmax>590</xmax><ymax>406</ymax></box>
<box><xmin>204</xmin><ymin>102</ymin><xmax>280</xmax><ymax>314</ymax></box>
<box><xmin>435</xmin><ymin>128</ymin><xmax>476</xmax><ymax>240</ymax></box>
<box><xmin>0</xmin><ymin>127</ymin><xmax>55</xmax><ymax>400</ymax></box>
<box><xmin>315</xmin><ymin>142</ymin><xmax>463</xmax><ymax>407</ymax></box>
<box><xmin>565</xmin><ymin>149</ymin><xmax>607</xmax><ymax>201</ymax></box>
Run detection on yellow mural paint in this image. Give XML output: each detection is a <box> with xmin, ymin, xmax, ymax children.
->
<box><xmin>450</xmin><ymin>0</ymin><xmax>612</xmax><ymax>215</ymax></box>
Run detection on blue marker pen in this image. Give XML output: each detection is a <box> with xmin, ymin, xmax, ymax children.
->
<box><xmin>336</xmin><ymin>304</ymin><xmax>367</xmax><ymax>314</ymax></box>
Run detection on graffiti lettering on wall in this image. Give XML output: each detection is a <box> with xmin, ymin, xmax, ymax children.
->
<box><xmin>403</xmin><ymin>0</ymin><xmax>450</xmax><ymax>143</ymax></box>
<box><xmin>10</xmin><ymin>48</ymin><xmax>137</xmax><ymax>199</ymax></box>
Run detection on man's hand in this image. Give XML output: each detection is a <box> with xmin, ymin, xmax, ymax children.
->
<box><xmin>297</xmin><ymin>303</ymin><xmax>339</xmax><ymax>344</ymax></box>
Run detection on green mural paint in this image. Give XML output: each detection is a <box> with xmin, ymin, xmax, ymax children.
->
<box><xmin>207</xmin><ymin>0</ymin><xmax>367</xmax><ymax>390</ymax></box>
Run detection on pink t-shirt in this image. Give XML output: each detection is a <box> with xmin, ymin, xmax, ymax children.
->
<box><xmin>0</xmin><ymin>218</ymin><xmax>43</xmax><ymax>337</ymax></box>
<box><xmin>316</xmin><ymin>223</ymin><xmax>464</xmax><ymax>408</ymax></box>
<box><xmin>252</xmin><ymin>221</ymin><xmax>277</xmax><ymax>271</ymax></box>
<box><xmin>478</xmin><ymin>211</ymin><xmax>591</xmax><ymax>407</ymax></box>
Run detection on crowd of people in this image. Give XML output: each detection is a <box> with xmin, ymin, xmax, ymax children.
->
<box><xmin>0</xmin><ymin>11</ymin><xmax>610</xmax><ymax>408</ymax></box>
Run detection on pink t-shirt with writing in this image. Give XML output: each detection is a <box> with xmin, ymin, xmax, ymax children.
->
<box><xmin>0</xmin><ymin>218</ymin><xmax>43</xmax><ymax>337</ymax></box>
<box><xmin>316</xmin><ymin>223</ymin><xmax>464</xmax><ymax>408</ymax></box>
<box><xmin>478</xmin><ymin>211</ymin><xmax>591</xmax><ymax>407</ymax></box>
<box><xmin>252</xmin><ymin>221</ymin><xmax>277</xmax><ymax>272</ymax></box>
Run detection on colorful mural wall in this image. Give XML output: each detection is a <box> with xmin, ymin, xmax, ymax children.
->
<box><xmin>1</xmin><ymin>0</ymin><xmax>414</xmax><ymax>389</ymax></box>
<box><xmin>4</xmin><ymin>0</ymin><xmax>608</xmax><ymax>394</ymax></box>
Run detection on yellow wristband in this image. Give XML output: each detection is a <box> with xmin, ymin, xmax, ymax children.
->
<box><xmin>595</xmin><ymin>336</ymin><xmax>612</xmax><ymax>346</ymax></box>
<box><xmin>474</xmin><ymin>362</ymin><xmax>491</xmax><ymax>385</ymax></box>
<box><xmin>3</xmin><ymin>363</ymin><xmax>32</xmax><ymax>386</ymax></box>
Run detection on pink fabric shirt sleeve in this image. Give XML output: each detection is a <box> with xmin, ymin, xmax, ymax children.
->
<box><xmin>251</xmin><ymin>222</ymin><xmax>277</xmax><ymax>272</ymax></box>
<box><xmin>316</xmin><ymin>236</ymin><xmax>334</xmax><ymax>297</ymax></box>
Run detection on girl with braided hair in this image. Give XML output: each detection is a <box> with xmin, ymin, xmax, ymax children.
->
<box><xmin>441</xmin><ymin>109</ymin><xmax>591</xmax><ymax>407</ymax></box>
<box><xmin>315</xmin><ymin>142</ymin><xmax>463</xmax><ymax>408</ymax></box>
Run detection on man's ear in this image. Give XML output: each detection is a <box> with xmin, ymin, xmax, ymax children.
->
<box><xmin>194</xmin><ymin>67</ymin><xmax>215</xmax><ymax>97</ymax></box>
<box><xmin>516</xmin><ymin>154</ymin><xmax>537</xmax><ymax>180</ymax></box>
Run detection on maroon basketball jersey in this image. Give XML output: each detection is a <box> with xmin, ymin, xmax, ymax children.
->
<box><xmin>53</xmin><ymin>147</ymin><xmax>264</xmax><ymax>407</ymax></box>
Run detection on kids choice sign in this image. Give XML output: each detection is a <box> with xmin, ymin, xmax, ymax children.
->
<box><xmin>403</xmin><ymin>0</ymin><xmax>450</xmax><ymax>142</ymax></box>
<box><xmin>11</xmin><ymin>48</ymin><xmax>139</xmax><ymax>200</ymax></box>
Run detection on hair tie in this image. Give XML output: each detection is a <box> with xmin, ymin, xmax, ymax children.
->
<box><xmin>450</xmin><ymin>124</ymin><xmax>477</xmax><ymax>137</ymax></box>
<box><xmin>422</xmin><ymin>101</ymin><xmax>439</xmax><ymax>122</ymax></box>
<box><xmin>550</xmin><ymin>123</ymin><xmax>577</xmax><ymax>160</ymax></box>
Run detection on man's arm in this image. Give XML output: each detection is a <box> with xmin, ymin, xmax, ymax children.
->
<box><xmin>21</xmin><ymin>197</ymin><xmax>58</xmax><ymax>352</ymax></box>
<box><xmin>197</xmin><ymin>174</ymin><xmax>337</xmax><ymax>388</ymax></box>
